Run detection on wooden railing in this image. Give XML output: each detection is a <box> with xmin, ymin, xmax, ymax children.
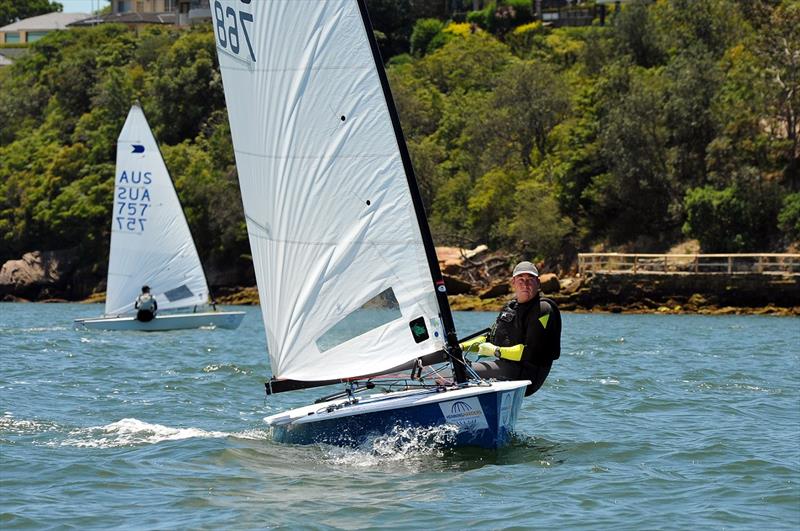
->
<box><xmin>578</xmin><ymin>253</ymin><xmax>800</xmax><ymax>276</ymax></box>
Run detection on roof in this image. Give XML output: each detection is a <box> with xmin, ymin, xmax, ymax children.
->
<box><xmin>0</xmin><ymin>12</ymin><xmax>90</xmax><ymax>32</ymax></box>
<box><xmin>69</xmin><ymin>12</ymin><xmax>177</xmax><ymax>26</ymax></box>
<box><xmin>0</xmin><ymin>48</ymin><xmax>29</xmax><ymax>59</ymax></box>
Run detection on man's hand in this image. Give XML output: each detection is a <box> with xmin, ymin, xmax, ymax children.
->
<box><xmin>477</xmin><ymin>342</ymin><xmax>500</xmax><ymax>357</ymax></box>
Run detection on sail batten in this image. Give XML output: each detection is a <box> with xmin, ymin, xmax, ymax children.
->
<box><xmin>215</xmin><ymin>0</ymin><xmax>450</xmax><ymax>382</ymax></box>
<box><xmin>104</xmin><ymin>105</ymin><xmax>209</xmax><ymax>316</ymax></box>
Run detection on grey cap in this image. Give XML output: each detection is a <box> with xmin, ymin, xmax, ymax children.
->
<box><xmin>512</xmin><ymin>261</ymin><xmax>539</xmax><ymax>277</ymax></box>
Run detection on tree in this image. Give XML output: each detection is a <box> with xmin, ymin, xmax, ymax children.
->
<box><xmin>612</xmin><ymin>0</ymin><xmax>664</xmax><ymax>68</ymax></box>
<box><xmin>0</xmin><ymin>0</ymin><xmax>61</xmax><ymax>27</ymax></box>
<box><xmin>502</xmin><ymin>179</ymin><xmax>574</xmax><ymax>262</ymax></box>
<box><xmin>589</xmin><ymin>67</ymin><xmax>676</xmax><ymax>246</ymax></box>
<box><xmin>755</xmin><ymin>0</ymin><xmax>800</xmax><ymax>184</ymax></box>
<box><xmin>409</xmin><ymin>18</ymin><xmax>444</xmax><ymax>57</ymax></box>
<box><xmin>683</xmin><ymin>182</ymin><xmax>783</xmax><ymax>252</ymax></box>
<box><xmin>490</xmin><ymin>60</ymin><xmax>570</xmax><ymax>168</ymax></box>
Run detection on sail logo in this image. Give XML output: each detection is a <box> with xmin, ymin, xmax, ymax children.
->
<box><xmin>132</xmin><ymin>144</ymin><xmax>145</xmax><ymax>153</ymax></box>
<box><xmin>439</xmin><ymin>397</ymin><xmax>489</xmax><ymax>432</ymax></box>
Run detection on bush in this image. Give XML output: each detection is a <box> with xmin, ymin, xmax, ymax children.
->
<box><xmin>682</xmin><ymin>184</ymin><xmax>782</xmax><ymax>252</ymax></box>
<box><xmin>467</xmin><ymin>1</ymin><xmax>534</xmax><ymax>35</ymax></box>
<box><xmin>778</xmin><ymin>192</ymin><xmax>800</xmax><ymax>243</ymax></box>
<box><xmin>410</xmin><ymin>18</ymin><xmax>445</xmax><ymax>57</ymax></box>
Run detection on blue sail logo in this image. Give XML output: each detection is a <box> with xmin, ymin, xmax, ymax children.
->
<box><xmin>132</xmin><ymin>144</ymin><xmax>145</xmax><ymax>153</ymax></box>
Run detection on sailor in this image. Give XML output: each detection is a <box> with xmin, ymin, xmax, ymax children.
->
<box><xmin>463</xmin><ymin>261</ymin><xmax>561</xmax><ymax>396</ymax></box>
<box><xmin>134</xmin><ymin>285</ymin><xmax>158</xmax><ymax>322</ymax></box>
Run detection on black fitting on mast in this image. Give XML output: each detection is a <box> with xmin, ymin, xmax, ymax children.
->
<box><xmin>447</xmin><ymin>331</ymin><xmax>468</xmax><ymax>384</ymax></box>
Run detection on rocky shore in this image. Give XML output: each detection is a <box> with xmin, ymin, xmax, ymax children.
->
<box><xmin>2</xmin><ymin>247</ymin><xmax>798</xmax><ymax>316</ymax></box>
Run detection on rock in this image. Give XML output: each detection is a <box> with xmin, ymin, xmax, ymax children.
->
<box><xmin>560</xmin><ymin>277</ymin><xmax>582</xmax><ymax>293</ymax></box>
<box><xmin>539</xmin><ymin>273</ymin><xmax>560</xmax><ymax>294</ymax></box>
<box><xmin>443</xmin><ymin>274</ymin><xmax>473</xmax><ymax>295</ymax></box>
<box><xmin>0</xmin><ymin>250</ymin><xmax>77</xmax><ymax>300</ymax></box>
<box><xmin>478</xmin><ymin>281</ymin><xmax>509</xmax><ymax>299</ymax></box>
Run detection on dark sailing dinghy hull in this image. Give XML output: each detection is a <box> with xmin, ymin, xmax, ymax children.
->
<box><xmin>266</xmin><ymin>381</ymin><xmax>528</xmax><ymax>449</ymax></box>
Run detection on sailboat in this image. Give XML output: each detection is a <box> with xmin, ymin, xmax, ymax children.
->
<box><xmin>74</xmin><ymin>104</ymin><xmax>245</xmax><ymax>332</ymax></box>
<box><xmin>213</xmin><ymin>0</ymin><xmax>529</xmax><ymax>448</ymax></box>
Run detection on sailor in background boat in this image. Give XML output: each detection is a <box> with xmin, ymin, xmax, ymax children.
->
<box><xmin>463</xmin><ymin>261</ymin><xmax>561</xmax><ymax>396</ymax></box>
<box><xmin>134</xmin><ymin>285</ymin><xmax>158</xmax><ymax>322</ymax></box>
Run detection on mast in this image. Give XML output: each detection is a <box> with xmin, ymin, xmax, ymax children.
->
<box><xmin>355</xmin><ymin>0</ymin><xmax>467</xmax><ymax>383</ymax></box>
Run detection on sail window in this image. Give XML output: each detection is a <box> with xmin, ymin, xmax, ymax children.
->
<box><xmin>316</xmin><ymin>288</ymin><xmax>402</xmax><ymax>352</ymax></box>
<box><xmin>163</xmin><ymin>284</ymin><xmax>195</xmax><ymax>302</ymax></box>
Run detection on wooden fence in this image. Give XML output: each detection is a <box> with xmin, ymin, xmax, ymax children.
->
<box><xmin>578</xmin><ymin>253</ymin><xmax>800</xmax><ymax>276</ymax></box>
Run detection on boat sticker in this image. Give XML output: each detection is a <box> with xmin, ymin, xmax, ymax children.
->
<box><xmin>409</xmin><ymin>316</ymin><xmax>429</xmax><ymax>343</ymax></box>
<box><xmin>500</xmin><ymin>391</ymin><xmax>513</xmax><ymax>428</ymax></box>
<box><xmin>439</xmin><ymin>397</ymin><xmax>489</xmax><ymax>432</ymax></box>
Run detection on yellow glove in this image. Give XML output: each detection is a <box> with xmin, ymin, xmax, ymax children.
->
<box><xmin>477</xmin><ymin>342</ymin><xmax>500</xmax><ymax>357</ymax></box>
<box><xmin>459</xmin><ymin>335</ymin><xmax>487</xmax><ymax>352</ymax></box>
<box><xmin>475</xmin><ymin>342</ymin><xmax>524</xmax><ymax>362</ymax></box>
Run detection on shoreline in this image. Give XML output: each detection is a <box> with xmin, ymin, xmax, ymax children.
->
<box><xmin>4</xmin><ymin>288</ymin><xmax>797</xmax><ymax>317</ymax></box>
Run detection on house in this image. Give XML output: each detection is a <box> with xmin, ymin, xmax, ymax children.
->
<box><xmin>0</xmin><ymin>12</ymin><xmax>89</xmax><ymax>44</ymax></box>
<box><xmin>69</xmin><ymin>0</ymin><xmax>211</xmax><ymax>28</ymax></box>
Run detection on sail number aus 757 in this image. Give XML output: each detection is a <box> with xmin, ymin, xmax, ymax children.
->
<box><xmin>214</xmin><ymin>0</ymin><xmax>256</xmax><ymax>62</ymax></box>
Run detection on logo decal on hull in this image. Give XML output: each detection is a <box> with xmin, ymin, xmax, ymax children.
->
<box><xmin>439</xmin><ymin>397</ymin><xmax>489</xmax><ymax>432</ymax></box>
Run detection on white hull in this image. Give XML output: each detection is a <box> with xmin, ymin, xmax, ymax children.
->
<box><xmin>74</xmin><ymin>311</ymin><xmax>245</xmax><ymax>331</ymax></box>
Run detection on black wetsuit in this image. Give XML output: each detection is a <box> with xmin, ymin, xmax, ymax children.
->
<box><xmin>473</xmin><ymin>294</ymin><xmax>561</xmax><ymax>396</ymax></box>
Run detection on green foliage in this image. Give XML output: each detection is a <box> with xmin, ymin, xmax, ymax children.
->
<box><xmin>1</xmin><ymin>0</ymin><xmax>796</xmax><ymax>285</ymax></box>
<box><xmin>683</xmin><ymin>183</ymin><xmax>782</xmax><ymax>252</ymax></box>
<box><xmin>467</xmin><ymin>1</ymin><xmax>533</xmax><ymax>35</ymax></box>
<box><xmin>410</xmin><ymin>18</ymin><xmax>444</xmax><ymax>57</ymax></box>
<box><xmin>0</xmin><ymin>24</ymin><xmax>244</xmax><ymax>282</ymax></box>
<box><xmin>613</xmin><ymin>0</ymin><xmax>665</xmax><ymax>68</ymax></box>
<box><xmin>778</xmin><ymin>192</ymin><xmax>800</xmax><ymax>242</ymax></box>
<box><xmin>502</xmin><ymin>179</ymin><xmax>574</xmax><ymax>261</ymax></box>
<box><xmin>0</xmin><ymin>0</ymin><xmax>61</xmax><ymax>27</ymax></box>
<box><xmin>490</xmin><ymin>60</ymin><xmax>570</xmax><ymax>168</ymax></box>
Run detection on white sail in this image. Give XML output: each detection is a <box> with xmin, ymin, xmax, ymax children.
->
<box><xmin>104</xmin><ymin>104</ymin><xmax>210</xmax><ymax>316</ymax></box>
<box><xmin>214</xmin><ymin>0</ymin><xmax>446</xmax><ymax>381</ymax></box>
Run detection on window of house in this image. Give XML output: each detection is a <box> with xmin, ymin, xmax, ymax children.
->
<box><xmin>4</xmin><ymin>32</ymin><xmax>20</xmax><ymax>44</ymax></box>
<box><xmin>117</xmin><ymin>0</ymin><xmax>129</xmax><ymax>13</ymax></box>
<box><xmin>27</xmin><ymin>31</ymin><xmax>48</xmax><ymax>42</ymax></box>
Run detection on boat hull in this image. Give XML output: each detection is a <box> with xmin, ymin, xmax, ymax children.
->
<box><xmin>73</xmin><ymin>311</ymin><xmax>245</xmax><ymax>331</ymax></box>
<box><xmin>266</xmin><ymin>381</ymin><xmax>529</xmax><ymax>449</ymax></box>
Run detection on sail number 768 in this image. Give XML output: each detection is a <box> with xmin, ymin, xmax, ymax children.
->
<box><xmin>214</xmin><ymin>0</ymin><xmax>256</xmax><ymax>62</ymax></box>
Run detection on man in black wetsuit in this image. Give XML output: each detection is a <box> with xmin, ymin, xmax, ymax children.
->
<box><xmin>466</xmin><ymin>261</ymin><xmax>561</xmax><ymax>396</ymax></box>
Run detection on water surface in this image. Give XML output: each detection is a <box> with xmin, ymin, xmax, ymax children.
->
<box><xmin>1</xmin><ymin>303</ymin><xmax>798</xmax><ymax>529</ymax></box>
